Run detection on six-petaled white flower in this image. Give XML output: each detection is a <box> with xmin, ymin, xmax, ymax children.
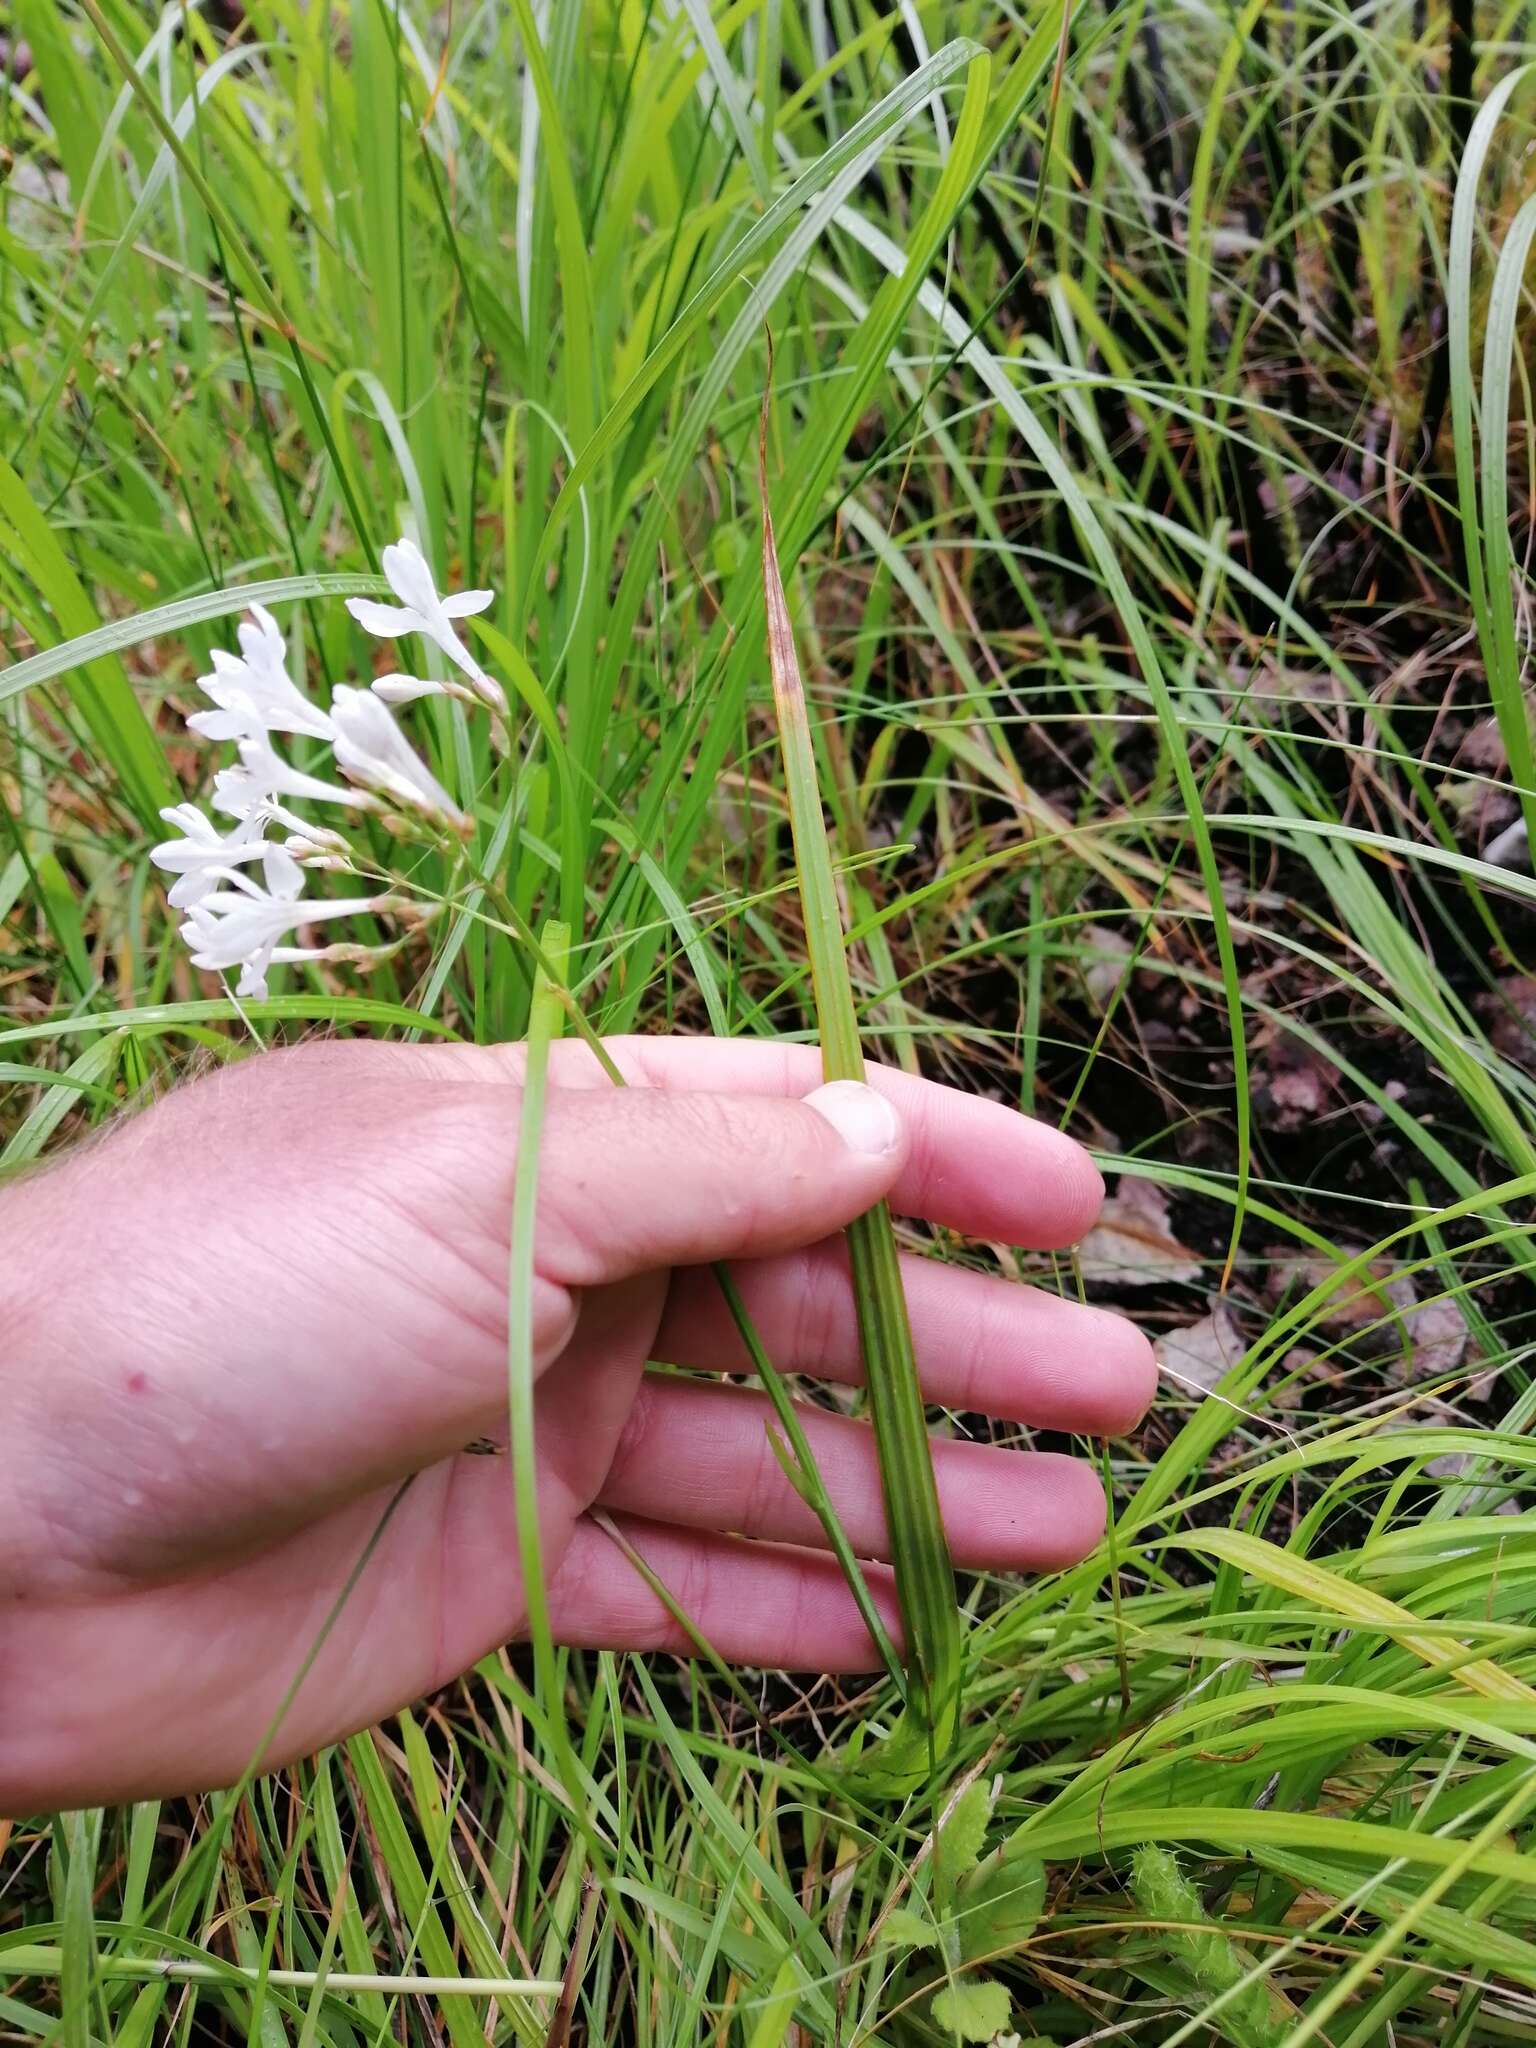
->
<box><xmin>345</xmin><ymin>538</ymin><xmax>506</xmax><ymax>711</ymax></box>
<box><xmin>150</xmin><ymin>804</ymin><xmax>272</xmax><ymax>911</ymax></box>
<box><xmin>180</xmin><ymin>859</ymin><xmax>389</xmax><ymax>999</ymax></box>
<box><xmin>187</xmin><ymin>604</ymin><xmax>334</xmax><ymax>744</ymax></box>
<box><xmin>329</xmin><ymin>686</ymin><xmax>468</xmax><ymax>830</ymax></box>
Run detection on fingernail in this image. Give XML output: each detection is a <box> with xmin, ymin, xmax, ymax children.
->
<box><xmin>804</xmin><ymin>1079</ymin><xmax>901</xmax><ymax>1156</ymax></box>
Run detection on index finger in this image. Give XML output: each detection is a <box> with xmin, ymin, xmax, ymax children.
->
<box><xmin>403</xmin><ymin>1032</ymin><xmax>1103</xmax><ymax>1249</ymax></box>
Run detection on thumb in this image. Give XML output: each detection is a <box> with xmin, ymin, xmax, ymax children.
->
<box><xmin>530</xmin><ymin>1078</ymin><xmax>907</xmax><ymax>1286</ymax></box>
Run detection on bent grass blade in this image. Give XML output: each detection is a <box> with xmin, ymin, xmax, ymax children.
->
<box><xmin>758</xmin><ymin>364</ymin><xmax>961</xmax><ymax>1761</ymax></box>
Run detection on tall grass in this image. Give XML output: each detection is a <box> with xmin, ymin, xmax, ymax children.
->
<box><xmin>4</xmin><ymin>1</ymin><xmax>1536</xmax><ymax>2041</ymax></box>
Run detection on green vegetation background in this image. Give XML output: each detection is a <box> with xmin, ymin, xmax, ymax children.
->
<box><xmin>4</xmin><ymin>2</ymin><xmax>1536</xmax><ymax>2042</ymax></box>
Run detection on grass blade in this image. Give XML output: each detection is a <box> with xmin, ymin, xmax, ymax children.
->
<box><xmin>1476</xmin><ymin>191</ymin><xmax>1536</xmax><ymax>846</ymax></box>
<box><xmin>757</xmin><ymin>358</ymin><xmax>960</xmax><ymax>1760</ymax></box>
<box><xmin>508</xmin><ymin>918</ymin><xmax>584</xmax><ymax>1819</ymax></box>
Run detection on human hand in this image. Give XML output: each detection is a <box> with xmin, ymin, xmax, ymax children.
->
<box><xmin>1</xmin><ymin>1037</ymin><xmax>1154</xmax><ymax>1812</ymax></box>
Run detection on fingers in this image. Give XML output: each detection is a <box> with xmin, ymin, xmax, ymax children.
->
<box><xmin>546</xmin><ymin>1514</ymin><xmax>903</xmax><ymax>1670</ymax></box>
<box><xmin>0</xmin><ymin>1498</ymin><xmax>899</xmax><ymax>1811</ymax></box>
<box><xmin>577</xmin><ymin>1040</ymin><xmax>1104</xmax><ymax>1246</ymax></box>
<box><xmin>596</xmin><ymin>1374</ymin><xmax>1108</xmax><ymax>1571</ymax></box>
<box><xmin>655</xmin><ymin>1244</ymin><xmax>1156</xmax><ymax>1434</ymax></box>
<box><xmin>401</xmin><ymin>1034</ymin><xmax>1104</xmax><ymax>1249</ymax></box>
<box><xmin>526</xmin><ymin>1078</ymin><xmax>909</xmax><ymax>1287</ymax></box>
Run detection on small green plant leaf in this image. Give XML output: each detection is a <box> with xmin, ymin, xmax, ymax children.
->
<box><xmin>937</xmin><ymin>1782</ymin><xmax>993</xmax><ymax>1884</ymax></box>
<box><xmin>879</xmin><ymin>1909</ymin><xmax>939</xmax><ymax>1951</ymax></box>
<box><xmin>955</xmin><ymin>1850</ymin><xmax>1046</xmax><ymax>1962</ymax></box>
<box><xmin>931</xmin><ymin>1976</ymin><xmax>1013</xmax><ymax>2042</ymax></box>
<box><xmin>33</xmin><ymin>852</ymin><xmax>93</xmax><ymax>1001</ymax></box>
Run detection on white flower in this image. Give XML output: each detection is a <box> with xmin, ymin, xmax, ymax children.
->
<box><xmin>213</xmin><ymin>736</ymin><xmax>375</xmax><ymax>822</ymax></box>
<box><xmin>155</xmin><ymin>572</ymin><xmax>475</xmax><ymax>994</ymax></box>
<box><xmin>150</xmin><ymin>803</ymin><xmax>274</xmax><ymax>911</ymax></box>
<box><xmin>188</xmin><ymin>605</ymin><xmax>333</xmax><ymax>743</ymax></box>
<box><xmin>346</xmin><ymin>536</ymin><xmax>492</xmax><ymax>650</ymax></box>
<box><xmin>329</xmin><ymin>685</ymin><xmax>467</xmax><ymax>829</ymax></box>
<box><xmin>154</xmin><ymin>802</ymin><xmax>299</xmax><ymax>909</ymax></box>
<box><xmin>345</xmin><ymin>538</ymin><xmax>505</xmax><ymax>710</ymax></box>
<box><xmin>181</xmin><ymin>861</ymin><xmax>387</xmax><ymax>998</ymax></box>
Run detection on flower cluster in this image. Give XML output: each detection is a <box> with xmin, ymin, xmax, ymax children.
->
<box><xmin>153</xmin><ymin>538</ymin><xmax>490</xmax><ymax>998</ymax></box>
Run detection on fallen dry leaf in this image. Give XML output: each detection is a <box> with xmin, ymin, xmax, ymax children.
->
<box><xmin>1268</xmin><ymin>1253</ymin><xmax>1474</xmax><ymax>1390</ymax></box>
<box><xmin>1081</xmin><ymin>924</ymin><xmax>1133</xmax><ymax>1005</ymax></box>
<box><xmin>1155</xmin><ymin>1297</ymin><xmax>1245</xmax><ymax>1391</ymax></box>
<box><xmin>1080</xmin><ymin>1178</ymin><xmax>1203</xmax><ymax>1289</ymax></box>
<box><xmin>1460</xmin><ymin>718</ymin><xmax>1509</xmax><ymax>772</ymax></box>
<box><xmin>1390</xmin><ymin>1297</ymin><xmax>1469</xmax><ymax>1386</ymax></box>
<box><xmin>1255</xmin><ymin>1040</ymin><xmax>1341</xmax><ymax>1130</ymax></box>
<box><xmin>1266</xmin><ymin>1252</ymin><xmax>1414</xmax><ymax>1333</ymax></box>
<box><xmin>1424</xmin><ymin>1451</ymin><xmax>1474</xmax><ymax>1479</ymax></box>
<box><xmin>1479</xmin><ymin>975</ymin><xmax>1536</xmax><ymax>1060</ymax></box>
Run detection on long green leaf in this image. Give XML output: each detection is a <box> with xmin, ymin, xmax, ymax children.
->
<box><xmin>758</xmin><ymin>361</ymin><xmax>960</xmax><ymax>1758</ymax></box>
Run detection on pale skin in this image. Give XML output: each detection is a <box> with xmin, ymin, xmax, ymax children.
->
<box><xmin>1</xmin><ymin>1036</ymin><xmax>1155</xmax><ymax>1815</ymax></box>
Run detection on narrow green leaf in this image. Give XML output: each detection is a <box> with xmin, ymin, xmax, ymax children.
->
<box><xmin>58</xmin><ymin>1811</ymin><xmax>98</xmax><ymax>2048</ymax></box>
<box><xmin>1476</xmin><ymin>191</ymin><xmax>1536</xmax><ymax>843</ymax></box>
<box><xmin>0</xmin><ymin>575</ymin><xmax>389</xmax><ymax>712</ymax></box>
<box><xmin>508</xmin><ymin>918</ymin><xmax>585</xmax><ymax>1827</ymax></box>
<box><xmin>758</xmin><ymin>355</ymin><xmax>959</xmax><ymax>1757</ymax></box>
